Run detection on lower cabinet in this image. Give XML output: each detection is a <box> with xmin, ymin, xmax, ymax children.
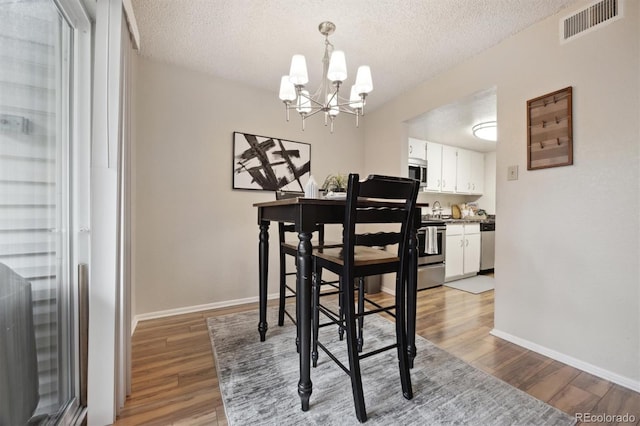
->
<box><xmin>445</xmin><ymin>223</ymin><xmax>480</xmax><ymax>280</ymax></box>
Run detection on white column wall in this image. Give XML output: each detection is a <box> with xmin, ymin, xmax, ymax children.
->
<box><xmin>87</xmin><ymin>0</ymin><xmax>123</xmax><ymax>423</ymax></box>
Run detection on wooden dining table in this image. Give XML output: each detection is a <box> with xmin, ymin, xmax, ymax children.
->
<box><xmin>254</xmin><ymin>197</ymin><xmax>421</xmax><ymax>412</ymax></box>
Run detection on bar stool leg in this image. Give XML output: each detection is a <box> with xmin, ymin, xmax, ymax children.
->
<box><xmin>278</xmin><ymin>251</ymin><xmax>286</xmax><ymax>327</ymax></box>
<box><xmin>357</xmin><ymin>277</ymin><xmax>365</xmax><ymax>352</ymax></box>
<box><xmin>343</xmin><ymin>275</ymin><xmax>367</xmax><ymax>422</ymax></box>
<box><xmin>395</xmin><ymin>275</ymin><xmax>413</xmax><ymax>400</ymax></box>
<box><xmin>338</xmin><ymin>277</ymin><xmax>345</xmax><ymax>341</ymax></box>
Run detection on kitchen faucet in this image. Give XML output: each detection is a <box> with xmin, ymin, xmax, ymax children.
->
<box><xmin>432</xmin><ymin>201</ymin><xmax>442</xmax><ymax>218</ymax></box>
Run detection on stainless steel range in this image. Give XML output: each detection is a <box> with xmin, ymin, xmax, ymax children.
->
<box><xmin>416</xmin><ymin>219</ymin><xmax>446</xmax><ymax>290</ymax></box>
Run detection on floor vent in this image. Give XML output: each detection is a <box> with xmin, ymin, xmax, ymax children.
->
<box><xmin>561</xmin><ymin>0</ymin><xmax>622</xmax><ymax>43</ymax></box>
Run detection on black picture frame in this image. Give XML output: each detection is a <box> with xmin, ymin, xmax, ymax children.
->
<box><xmin>232</xmin><ymin>132</ymin><xmax>311</xmax><ymax>192</ymax></box>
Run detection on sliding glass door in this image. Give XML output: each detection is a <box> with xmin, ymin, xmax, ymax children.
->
<box><xmin>0</xmin><ymin>0</ymin><xmax>89</xmax><ymax>423</ymax></box>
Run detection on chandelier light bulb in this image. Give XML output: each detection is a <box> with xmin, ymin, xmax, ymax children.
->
<box><xmin>327</xmin><ymin>50</ymin><xmax>347</xmax><ymax>83</ymax></box>
<box><xmin>278</xmin><ymin>76</ymin><xmax>296</xmax><ymax>102</ymax></box>
<box><xmin>349</xmin><ymin>86</ymin><xmax>363</xmax><ymax>109</ymax></box>
<box><xmin>297</xmin><ymin>90</ymin><xmax>311</xmax><ymax>114</ymax></box>
<box><xmin>289</xmin><ymin>54</ymin><xmax>309</xmax><ymax>85</ymax></box>
<box><xmin>327</xmin><ymin>94</ymin><xmax>339</xmax><ymax>116</ymax></box>
<box><xmin>355</xmin><ymin>65</ymin><xmax>373</xmax><ymax>94</ymax></box>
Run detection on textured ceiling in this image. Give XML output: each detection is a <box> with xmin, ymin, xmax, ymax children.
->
<box><xmin>131</xmin><ymin>0</ymin><xmax>573</xmax><ymax>111</ymax></box>
<box><xmin>131</xmin><ymin>0</ymin><xmax>574</xmax><ymax>151</ymax></box>
<box><xmin>408</xmin><ymin>87</ymin><xmax>498</xmax><ymax>152</ymax></box>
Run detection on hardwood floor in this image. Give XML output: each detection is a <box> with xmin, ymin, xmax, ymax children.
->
<box><xmin>115</xmin><ymin>286</ymin><xmax>640</xmax><ymax>425</ymax></box>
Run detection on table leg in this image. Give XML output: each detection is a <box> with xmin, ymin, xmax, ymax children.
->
<box><xmin>297</xmin><ymin>231</ymin><xmax>313</xmax><ymax>411</ymax></box>
<box><xmin>407</xmin><ymin>228</ymin><xmax>417</xmax><ymax>368</ymax></box>
<box><xmin>258</xmin><ymin>221</ymin><xmax>269</xmax><ymax>342</ymax></box>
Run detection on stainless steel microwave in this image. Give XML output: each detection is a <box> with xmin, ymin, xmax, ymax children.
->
<box><xmin>408</xmin><ymin>158</ymin><xmax>427</xmax><ymax>187</ymax></box>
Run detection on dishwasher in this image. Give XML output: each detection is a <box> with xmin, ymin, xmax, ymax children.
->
<box><xmin>480</xmin><ymin>221</ymin><xmax>495</xmax><ymax>272</ymax></box>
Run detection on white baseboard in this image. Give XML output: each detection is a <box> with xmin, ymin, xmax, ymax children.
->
<box><xmin>131</xmin><ymin>292</ymin><xmax>280</xmax><ymax>333</ymax></box>
<box><xmin>131</xmin><ymin>284</ymin><xmax>397</xmax><ymax>334</ymax></box>
<box><xmin>490</xmin><ymin>328</ymin><xmax>640</xmax><ymax>393</ymax></box>
<box><xmin>381</xmin><ymin>284</ymin><xmax>395</xmax><ymax>295</ymax></box>
<box><xmin>131</xmin><ymin>317</ymin><xmax>138</xmax><ymax>336</ymax></box>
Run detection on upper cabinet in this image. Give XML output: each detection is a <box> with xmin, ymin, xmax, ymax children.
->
<box><xmin>456</xmin><ymin>149</ymin><xmax>471</xmax><ymax>194</ymax></box>
<box><xmin>417</xmin><ymin>139</ymin><xmax>485</xmax><ymax>195</ymax></box>
<box><xmin>425</xmin><ymin>142</ymin><xmax>442</xmax><ymax>191</ymax></box>
<box><xmin>408</xmin><ymin>138</ymin><xmax>426</xmax><ymax>161</ymax></box>
<box><xmin>455</xmin><ymin>149</ymin><xmax>484</xmax><ymax>195</ymax></box>
<box><xmin>469</xmin><ymin>151</ymin><xmax>484</xmax><ymax>195</ymax></box>
<box><xmin>440</xmin><ymin>145</ymin><xmax>457</xmax><ymax>193</ymax></box>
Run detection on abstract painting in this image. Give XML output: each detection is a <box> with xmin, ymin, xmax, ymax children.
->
<box><xmin>232</xmin><ymin>132</ymin><xmax>311</xmax><ymax>191</ymax></box>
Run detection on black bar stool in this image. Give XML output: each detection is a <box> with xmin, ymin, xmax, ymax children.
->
<box><xmin>311</xmin><ymin>174</ymin><xmax>419</xmax><ymax>423</ymax></box>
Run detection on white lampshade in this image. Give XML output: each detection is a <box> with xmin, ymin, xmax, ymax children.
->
<box><xmin>355</xmin><ymin>65</ymin><xmax>373</xmax><ymax>94</ymax></box>
<box><xmin>349</xmin><ymin>86</ymin><xmax>363</xmax><ymax>109</ymax></box>
<box><xmin>279</xmin><ymin>76</ymin><xmax>296</xmax><ymax>102</ymax></box>
<box><xmin>297</xmin><ymin>90</ymin><xmax>311</xmax><ymax>114</ymax></box>
<box><xmin>289</xmin><ymin>54</ymin><xmax>309</xmax><ymax>85</ymax></box>
<box><xmin>327</xmin><ymin>94</ymin><xmax>339</xmax><ymax>116</ymax></box>
<box><xmin>327</xmin><ymin>50</ymin><xmax>347</xmax><ymax>83</ymax></box>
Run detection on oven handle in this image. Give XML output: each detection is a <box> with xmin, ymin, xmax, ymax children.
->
<box><xmin>419</xmin><ymin>226</ymin><xmax>447</xmax><ymax>232</ymax></box>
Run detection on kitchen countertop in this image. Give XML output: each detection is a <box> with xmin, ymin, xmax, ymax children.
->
<box><xmin>421</xmin><ymin>215</ymin><xmax>495</xmax><ymax>225</ymax></box>
<box><xmin>443</xmin><ymin>218</ymin><xmax>491</xmax><ymax>224</ymax></box>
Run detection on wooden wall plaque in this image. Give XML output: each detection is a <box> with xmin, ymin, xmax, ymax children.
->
<box><xmin>527</xmin><ymin>87</ymin><xmax>573</xmax><ymax>170</ymax></box>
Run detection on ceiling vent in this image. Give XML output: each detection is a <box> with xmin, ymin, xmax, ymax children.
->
<box><xmin>561</xmin><ymin>0</ymin><xmax>622</xmax><ymax>43</ymax></box>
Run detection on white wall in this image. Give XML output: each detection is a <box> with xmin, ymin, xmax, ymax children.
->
<box><xmin>133</xmin><ymin>58</ymin><xmax>364</xmax><ymax>316</ymax></box>
<box><xmin>365</xmin><ymin>0</ymin><xmax>639</xmax><ymax>388</ymax></box>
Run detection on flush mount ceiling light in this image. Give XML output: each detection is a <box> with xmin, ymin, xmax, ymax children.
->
<box><xmin>278</xmin><ymin>21</ymin><xmax>373</xmax><ymax>133</ymax></box>
<box><xmin>472</xmin><ymin>121</ymin><xmax>497</xmax><ymax>141</ymax></box>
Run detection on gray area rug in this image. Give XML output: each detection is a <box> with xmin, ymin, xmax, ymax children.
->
<box><xmin>445</xmin><ymin>275</ymin><xmax>495</xmax><ymax>294</ymax></box>
<box><xmin>207</xmin><ymin>308</ymin><xmax>574</xmax><ymax>425</ymax></box>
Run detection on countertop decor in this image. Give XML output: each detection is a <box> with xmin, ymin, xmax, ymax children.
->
<box><xmin>321</xmin><ymin>173</ymin><xmax>347</xmax><ymax>192</ymax></box>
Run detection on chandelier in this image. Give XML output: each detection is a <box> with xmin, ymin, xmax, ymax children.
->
<box><xmin>278</xmin><ymin>21</ymin><xmax>373</xmax><ymax>133</ymax></box>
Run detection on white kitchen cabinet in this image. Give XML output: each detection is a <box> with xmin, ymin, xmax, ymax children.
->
<box><xmin>419</xmin><ymin>143</ymin><xmax>484</xmax><ymax>195</ymax></box>
<box><xmin>455</xmin><ymin>148</ymin><xmax>484</xmax><ymax>195</ymax></box>
<box><xmin>445</xmin><ymin>223</ymin><xmax>480</xmax><ymax>280</ymax></box>
<box><xmin>462</xmin><ymin>226</ymin><xmax>481</xmax><ymax>274</ymax></box>
<box><xmin>470</xmin><ymin>151</ymin><xmax>485</xmax><ymax>195</ymax></box>
<box><xmin>456</xmin><ymin>148</ymin><xmax>471</xmax><ymax>194</ymax></box>
<box><xmin>440</xmin><ymin>145</ymin><xmax>457</xmax><ymax>193</ymax></box>
<box><xmin>445</xmin><ymin>224</ymin><xmax>464</xmax><ymax>278</ymax></box>
<box><xmin>408</xmin><ymin>138</ymin><xmax>426</xmax><ymax>161</ymax></box>
<box><xmin>425</xmin><ymin>141</ymin><xmax>442</xmax><ymax>192</ymax></box>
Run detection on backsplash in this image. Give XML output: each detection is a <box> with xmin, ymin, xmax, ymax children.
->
<box><xmin>417</xmin><ymin>192</ymin><xmax>485</xmax><ymax>216</ymax></box>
